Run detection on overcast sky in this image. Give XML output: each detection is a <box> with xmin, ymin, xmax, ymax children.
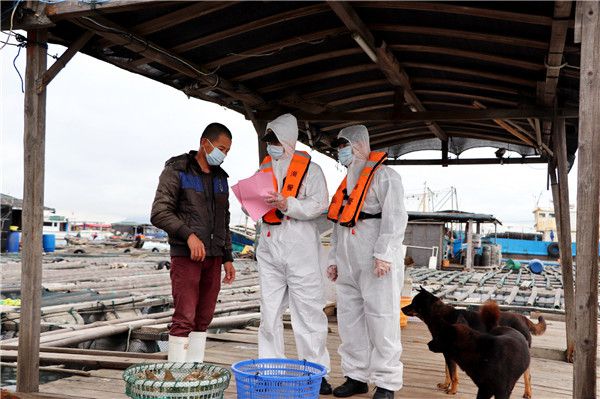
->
<box><xmin>1</xmin><ymin>37</ymin><xmax>578</xmax><ymax>230</ymax></box>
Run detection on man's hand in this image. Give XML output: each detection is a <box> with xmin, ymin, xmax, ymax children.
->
<box><xmin>223</xmin><ymin>261</ymin><xmax>236</xmax><ymax>284</ymax></box>
<box><xmin>374</xmin><ymin>258</ymin><xmax>391</xmax><ymax>278</ymax></box>
<box><xmin>327</xmin><ymin>265</ymin><xmax>338</xmax><ymax>282</ymax></box>
<box><xmin>187</xmin><ymin>234</ymin><xmax>205</xmax><ymax>261</ymax></box>
<box><xmin>265</xmin><ymin>191</ymin><xmax>288</xmax><ymax>212</ymax></box>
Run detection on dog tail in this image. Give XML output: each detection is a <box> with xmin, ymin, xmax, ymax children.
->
<box><xmin>524</xmin><ymin>315</ymin><xmax>547</xmax><ymax>335</ymax></box>
<box><xmin>481</xmin><ymin>300</ymin><xmax>501</xmax><ymax>331</ymax></box>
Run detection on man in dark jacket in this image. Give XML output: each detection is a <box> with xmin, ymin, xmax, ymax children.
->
<box><xmin>151</xmin><ymin>123</ymin><xmax>236</xmax><ymax>362</ymax></box>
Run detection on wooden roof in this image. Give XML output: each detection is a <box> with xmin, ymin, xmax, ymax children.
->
<box><xmin>5</xmin><ymin>1</ymin><xmax>581</xmax><ymax>163</ymax></box>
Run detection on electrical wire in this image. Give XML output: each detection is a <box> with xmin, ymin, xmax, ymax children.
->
<box><xmin>80</xmin><ymin>16</ymin><xmax>221</xmax><ymax>80</ymax></box>
<box><xmin>0</xmin><ymin>0</ymin><xmax>21</xmax><ymax>50</ymax></box>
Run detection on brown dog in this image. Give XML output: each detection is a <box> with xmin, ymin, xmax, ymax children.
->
<box><xmin>428</xmin><ymin>301</ymin><xmax>530</xmax><ymax>399</ymax></box>
<box><xmin>402</xmin><ymin>287</ymin><xmax>545</xmax><ymax>398</ymax></box>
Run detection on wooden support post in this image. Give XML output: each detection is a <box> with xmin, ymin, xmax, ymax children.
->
<box><xmin>17</xmin><ymin>28</ymin><xmax>48</xmax><ymax>393</ymax></box>
<box><xmin>574</xmin><ymin>2</ymin><xmax>600</xmax><ymax>397</ymax></box>
<box><xmin>465</xmin><ymin>220</ymin><xmax>474</xmax><ymax>270</ymax></box>
<box><xmin>441</xmin><ymin>139</ymin><xmax>449</xmax><ymax>167</ymax></box>
<box><xmin>552</xmin><ymin>117</ymin><xmax>576</xmax><ymax>362</ymax></box>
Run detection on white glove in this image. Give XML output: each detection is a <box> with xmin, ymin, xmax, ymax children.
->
<box><xmin>327</xmin><ymin>265</ymin><xmax>338</xmax><ymax>282</ymax></box>
<box><xmin>265</xmin><ymin>191</ymin><xmax>288</xmax><ymax>212</ymax></box>
<box><xmin>374</xmin><ymin>258</ymin><xmax>391</xmax><ymax>278</ymax></box>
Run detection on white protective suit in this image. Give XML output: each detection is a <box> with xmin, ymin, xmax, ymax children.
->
<box><xmin>328</xmin><ymin>125</ymin><xmax>407</xmax><ymax>391</ymax></box>
<box><xmin>257</xmin><ymin>114</ymin><xmax>331</xmax><ymax>371</ymax></box>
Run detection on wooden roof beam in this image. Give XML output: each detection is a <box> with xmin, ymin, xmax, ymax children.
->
<box><xmin>538</xmin><ymin>1</ymin><xmax>573</xmax><ymax>149</ymax></box>
<box><xmin>386</xmin><ymin>157</ymin><xmax>548</xmax><ymax>166</ymax></box>
<box><xmin>327</xmin><ymin>1</ymin><xmax>448</xmax><ymax>140</ymax></box>
<box><xmin>540</xmin><ymin>1</ymin><xmax>573</xmax><ymax>107</ymax></box>
<box><xmin>256</xmin><ymin>107</ymin><xmax>579</xmax><ymax>123</ymax></box>
<box><xmin>45</xmin><ymin>1</ymin><xmax>167</xmax><ymax>21</ymax></box>
<box><xmin>73</xmin><ymin>15</ymin><xmax>265</xmax><ymax>108</ymax></box>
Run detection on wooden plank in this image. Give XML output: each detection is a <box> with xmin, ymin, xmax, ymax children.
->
<box><xmin>17</xmin><ymin>28</ymin><xmax>48</xmax><ymax>394</ymax></box>
<box><xmin>255</xmin><ymin>107</ymin><xmax>578</xmax><ymax>123</ymax></box>
<box><xmin>574</xmin><ymin>2</ymin><xmax>600</xmax><ymax>397</ymax></box>
<box><xmin>38</xmin><ymin>31</ymin><xmax>94</xmax><ymax>92</ymax></box>
<box><xmin>552</xmin><ymin>117</ymin><xmax>576</xmax><ymax>362</ymax></box>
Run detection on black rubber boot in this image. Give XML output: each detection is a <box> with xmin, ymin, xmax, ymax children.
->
<box><xmin>320</xmin><ymin>377</ymin><xmax>333</xmax><ymax>395</ymax></box>
<box><xmin>373</xmin><ymin>386</ymin><xmax>395</xmax><ymax>399</ymax></box>
<box><xmin>333</xmin><ymin>377</ymin><xmax>369</xmax><ymax>397</ymax></box>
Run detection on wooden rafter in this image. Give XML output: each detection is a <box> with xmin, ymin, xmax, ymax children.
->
<box><xmin>131</xmin><ymin>4</ymin><xmax>329</xmax><ymax>67</ymax></box>
<box><xmin>328</xmin><ymin>1</ymin><xmax>448</xmax><ymax>140</ymax></box>
<box><xmin>354</xmin><ymin>2</ymin><xmax>558</xmax><ymax>27</ymax></box>
<box><xmin>386</xmin><ymin>157</ymin><xmax>548</xmax><ymax>166</ymax></box>
<box><xmin>391</xmin><ymin>45</ymin><xmax>544</xmax><ymax>71</ymax></box>
<box><xmin>97</xmin><ymin>2</ymin><xmax>236</xmax><ymax>49</ymax></box>
<box><xmin>473</xmin><ymin>101</ymin><xmax>536</xmax><ymax>146</ymax></box>
<box><xmin>371</xmin><ymin>24</ymin><xmax>549</xmax><ymax>49</ymax></box>
<box><xmin>256</xmin><ymin>107</ymin><xmax>578</xmax><ymax>123</ymax></box>
<box><xmin>261</xmin><ymin>64</ymin><xmax>379</xmax><ymax>93</ymax></box>
<box><xmin>44</xmin><ymin>1</ymin><xmax>166</xmax><ymax>20</ymax></box>
<box><xmin>203</xmin><ymin>27</ymin><xmax>347</xmax><ymax>70</ymax></box>
<box><xmin>232</xmin><ymin>48</ymin><xmax>362</xmax><ymax>82</ymax></box>
<box><xmin>402</xmin><ymin>62</ymin><xmax>537</xmax><ymax>87</ymax></box>
<box><xmin>73</xmin><ymin>15</ymin><xmax>265</xmax><ymax>107</ymax></box>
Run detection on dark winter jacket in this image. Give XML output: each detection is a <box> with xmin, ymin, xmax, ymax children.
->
<box><xmin>150</xmin><ymin>151</ymin><xmax>233</xmax><ymax>262</ymax></box>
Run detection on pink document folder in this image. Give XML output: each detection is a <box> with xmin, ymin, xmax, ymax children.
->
<box><xmin>232</xmin><ymin>171</ymin><xmax>275</xmax><ymax>222</ymax></box>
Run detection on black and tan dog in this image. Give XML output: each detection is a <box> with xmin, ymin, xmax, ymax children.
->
<box><xmin>402</xmin><ymin>287</ymin><xmax>545</xmax><ymax>398</ymax></box>
<box><xmin>428</xmin><ymin>301</ymin><xmax>530</xmax><ymax>399</ymax></box>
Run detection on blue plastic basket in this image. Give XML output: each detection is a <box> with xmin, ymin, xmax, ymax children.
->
<box><xmin>231</xmin><ymin>358</ymin><xmax>326</xmax><ymax>399</ymax></box>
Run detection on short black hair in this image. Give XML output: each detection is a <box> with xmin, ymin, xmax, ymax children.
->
<box><xmin>201</xmin><ymin>123</ymin><xmax>232</xmax><ymax>141</ymax></box>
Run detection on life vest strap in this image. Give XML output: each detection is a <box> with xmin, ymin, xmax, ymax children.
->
<box><xmin>358</xmin><ymin>211</ymin><xmax>382</xmax><ymax>220</ymax></box>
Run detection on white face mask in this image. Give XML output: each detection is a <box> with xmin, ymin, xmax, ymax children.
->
<box><xmin>204</xmin><ymin>139</ymin><xmax>226</xmax><ymax>166</ymax></box>
<box><xmin>267</xmin><ymin>144</ymin><xmax>285</xmax><ymax>160</ymax></box>
<box><xmin>338</xmin><ymin>145</ymin><xmax>354</xmax><ymax>166</ymax></box>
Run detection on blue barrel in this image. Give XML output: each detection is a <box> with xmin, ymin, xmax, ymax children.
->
<box><xmin>42</xmin><ymin>234</ymin><xmax>56</xmax><ymax>252</ymax></box>
<box><xmin>528</xmin><ymin>258</ymin><xmax>544</xmax><ymax>274</ymax></box>
<box><xmin>7</xmin><ymin>232</ymin><xmax>20</xmax><ymax>253</ymax></box>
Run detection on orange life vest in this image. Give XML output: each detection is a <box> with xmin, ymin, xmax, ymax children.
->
<box><xmin>260</xmin><ymin>150</ymin><xmax>311</xmax><ymax>225</ymax></box>
<box><xmin>327</xmin><ymin>151</ymin><xmax>387</xmax><ymax>228</ymax></box>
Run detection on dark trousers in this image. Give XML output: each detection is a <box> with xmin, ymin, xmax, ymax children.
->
<box><xmin>169</xmin><ymin>256</ymin><xmax>222</xmax><ymax>337</ymax></box>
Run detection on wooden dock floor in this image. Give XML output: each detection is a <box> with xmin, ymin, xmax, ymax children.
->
<box><xmin>11</xmin><ymin>317</ymin><xmax>599</xmax><ymax>399</ymax></box>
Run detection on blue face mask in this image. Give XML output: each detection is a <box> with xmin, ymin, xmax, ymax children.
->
<box><xmin>205</xmin><ymin>139</ymin><xmax>226</xmax><ymax>166</ymax></box>
<box><xmin>338</xmin><ymin>146</ymin><xmax>354</xmax><ymax>166</ymax></box>
<box><xmin>267</xmin><ymin>144</ymin><xmax>285</xmax><ymax>160</ymax></box>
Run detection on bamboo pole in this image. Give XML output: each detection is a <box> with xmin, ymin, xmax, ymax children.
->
<box><xmin>17</xmin><ymin>28</ymin><xmax>48</xmax><ymax>394</ymax></box>
<box><xmin>574</xmin><ymin>2</ymin><xmax>600</xmax><ymax>397</ymax></box>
